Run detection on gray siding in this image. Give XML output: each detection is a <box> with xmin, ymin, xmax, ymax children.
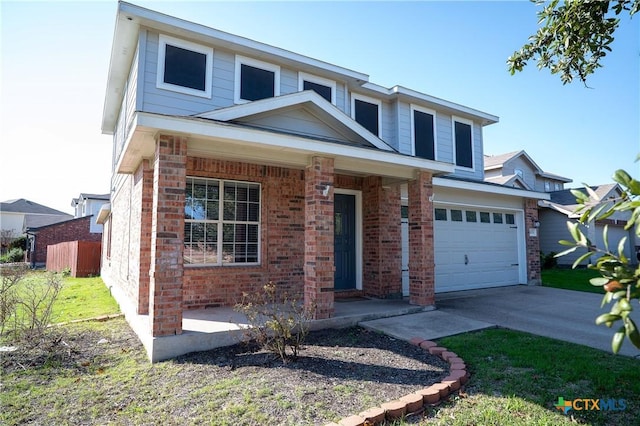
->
<box><xmin>505</xmin><ymin>156</ymin><xmax>537</xmax><ymax>189</ymax></box>
<box><xmin>396</xmin><ymin>102</ymin><xmax>410</xmax><ymax>154</ymax></box>
<box><xmin>381</xmin><ymin>100</ymin><xmax>395</xmax><ymax>149</ymax></box>
<box><xmin>436</xmin><ymin>113</ymin><xmax>453</xmax><ymax>164</ymax></box>
<box><xmin>238</xmin><ymin>109</ymin><xmax>354</xmax><ymax>142</ymax></box>
<box><xmin>280</xmin><ymin>68</ymin><xmax>298</xmax><ymax>96</ymax></box>
<box><xmin>539</xmin><ymin>209</ymin><xmax>589</xmax><ymax>266</ymax></box>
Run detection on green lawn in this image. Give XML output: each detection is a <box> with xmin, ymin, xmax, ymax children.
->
<box><xmin>541</xmin><ymin>268</ymin><xmax>604</xmax><ymax>294</ymax></box>
<box><xmin>417</xmin><ymin>328</ymin><xmax>639</xmax><ymax>426</ymax></box>
<box><xmin>54</xmin><ymin>275</ymin><xmax>120</xmax><ymax>323</ymax></box>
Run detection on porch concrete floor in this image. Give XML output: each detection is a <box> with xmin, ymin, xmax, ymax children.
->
<box><xmin>182</xmin><ymin>297</ymin><xmax>429</xmax><ymax>334</ymax></box>
<box><xmin>123</xmin><ymin>295</ymin><xmax>432</xmax><ymax>362</ymax></box>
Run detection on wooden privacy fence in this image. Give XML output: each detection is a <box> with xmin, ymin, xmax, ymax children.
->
<box><xmin>46</xmin><ymin>241</ymin><xmax>101</xmax><ymax>277</ymax></box>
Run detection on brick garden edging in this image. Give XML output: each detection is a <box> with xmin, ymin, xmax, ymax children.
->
<box><xmin>324</xmin><ymin>337</ymin><xmax>469</xmax><ymax>426</ymax></box>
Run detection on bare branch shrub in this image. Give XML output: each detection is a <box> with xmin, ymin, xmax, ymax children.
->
<box><xmin>235</xmin><ymin>282</ymin><xmax>314</xmax><ymax>363</ymax></box>
<box><xmin>0</xmin><ymin>267</ymin><xmax>64</xmax><ymax>347</ymax></box>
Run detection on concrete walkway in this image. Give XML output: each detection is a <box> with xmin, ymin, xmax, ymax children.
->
<box><xmin>361</xmin><ymin>285</ymin><xmax>640</xmax><ymax>358</ymax></box>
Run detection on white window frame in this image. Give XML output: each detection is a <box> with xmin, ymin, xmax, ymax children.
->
<box><xmin>451</xmin><ymin>116</ymin><xmax>475</xmax><ymax>171</ymax></box>
<box><xmin>545</xmin><ymin>181</ymin><xmax>551</xmax><ymax>191</ymax></box>
<box><xmin>410</xmin><ymin>104</ymin><xmax>437</xmax><ymax>160</ymax></box>
<box><xmin>555</xmin><ymin>183</ymin><xmax>561</xmax><ymax>191</ymax></box>
<box><xmin>234</xmin><ymin>55</ymin><xmax>281</xmax><ymax>104</ymax></box>
<box><xmin>156</xmin><ymin>34</ymin><xmax>213</xmax><ymax>98</ymax></box>
<box><xmin>298</xmin><ymin>72</ymin><xmax>337</xmax><ymax>105</ymax></box>
<box><xmin>351</xmin><ymin>93</ymin><xmax>382</xmax><ymax>137</ymax></box>
<box><xmin>184</xmin><ymin>177</ymin><xmax>261</xmax><ymax>267</ymax></box>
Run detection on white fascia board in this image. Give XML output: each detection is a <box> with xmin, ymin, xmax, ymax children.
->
<box><xmin>102</xmin><ymin>6</ymin><xmax>140</xmax><ymax>134</ymax></box>
<box><xmin>134</xmin><ymin>112</ymin><xmax>455</xmax><ymax>175</ymax></box>
<box><xmin>538</xmin><ymin>171</ymin><xmax>573</xmax><ymax>182</ymax></box>
<box><xmin>538</xmin><ymin>200</ymin><xmax>577</xmax><ymax>217</ymax></box>
<box><xmin>197</xmin><ymin>91</ymin><xmax>395</xmax><ymax>152</ymax></box>
<box><xmin>357</xmin><ymin>83</ymin><xmax>499</xmax><ymax>126</ymax></box>
<box><xmin>434</xmin><ymin>177</ymin><xmax>551</xmax><ymax>200</ymax></box>
<box><xmin>96</xmin><ymin>203</ymin><xmax>111</xmax><ymax>225</ymax></box>
<box><xmin>392</xmin><ymin>86</ymin><xmax>499</xmax><ymax>125</ymax></box>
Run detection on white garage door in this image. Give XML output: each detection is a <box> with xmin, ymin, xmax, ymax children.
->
<box><xmin>434</xmin><ymin>207</ymin><xmax>520</xmax><ymax>293</ymax></box>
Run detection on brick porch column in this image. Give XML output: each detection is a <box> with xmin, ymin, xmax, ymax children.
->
<box><xmin>525</xmin><ymin>198</ymin><xmax>541</xmax><ymax>285</ymax></box>
<box><xmin>408</xmin><ymin>170</ymin><xmax>435</xmax><ymax>306</ymax></box>
<box><xmin>137</xmin><ymin>159</ymin><xmax>153</xmax><ymax>315</ymax></box>
<box><xmin>304</xmin><ymin>156</ymin><xmax>335</xmax><ymax>319</ymax></box>
<box><xmin>149</xmin><ymin>135</ymin><xmax>187</xmax><ymax>336</ymax></box>
<box><xmin>363</xmin><ymin>176</ymin><xmax>402</xmax><ymax>298</ymax></box>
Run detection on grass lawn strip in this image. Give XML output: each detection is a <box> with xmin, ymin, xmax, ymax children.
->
<box><xmin>541</xmin><ymin>268</ymin><xmax>603</xmax><ymax>294</ymax></box>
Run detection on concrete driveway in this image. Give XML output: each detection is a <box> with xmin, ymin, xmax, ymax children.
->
<box><xmin>361</xmin><ymin>285</ymin><xmax>640</xmax><ymax>358</ymax></box>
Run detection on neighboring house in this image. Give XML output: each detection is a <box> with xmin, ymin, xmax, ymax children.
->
<box><xmin>484</xmin><ymin>150</ymin><xmax>572</xmax><ymax>192</ymax></box>
<box><xmin>100</xmin><ymin>2</ymin><xmax>549</xmax><ymax>360</ymax></box>
<box><xmin>0</xmin><ymin>199</ymin><xmax>72</xmax><ymax>252</ymax></box>
<box><xmin>539</xmin><ymin>184</ymin><xmax>637</xmax><ymax>266</ymax></box>
<box><xmin>26</xmin><ymin>216</ymin><xmax>102</xmax><ymax>267</ymax></box>
<box><xmin>71</xmin><ymin>193</ymin><xmax>110</xmax><ymax>233</ymax></box>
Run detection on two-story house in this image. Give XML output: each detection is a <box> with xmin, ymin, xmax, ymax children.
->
<box><xmin>484</xmin><ymin>150</ymin><xmax>572</xmax><ymax>192</ymax></box>
<box><xmin>100</xmin><ymin>2</ymin><xmax>549</xmax><ymax>360</ymax></box>
<box><xmin>71</xmin><ymin>193</ymin><xmax>110</xmax><ymax>233</ymax></box>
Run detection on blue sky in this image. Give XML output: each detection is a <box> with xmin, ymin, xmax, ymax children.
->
<box><xmin>1</xmin><ymin>1</ymin><xmax>638</xmax><ymax>214</ymax></box>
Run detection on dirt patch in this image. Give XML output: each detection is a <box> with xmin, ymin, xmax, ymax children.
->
<box><xmin>2</xmin><ymin>318</ymin><xmax>449</xmax><ymax>425</ymax></box>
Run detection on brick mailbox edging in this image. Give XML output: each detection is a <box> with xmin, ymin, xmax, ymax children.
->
<box><xmin>325</xmin><ymin>337</ymin><xmax>469</xmax><ymax>426</ymax></box>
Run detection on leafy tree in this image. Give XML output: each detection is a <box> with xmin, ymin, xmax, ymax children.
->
<box><xmin>557</xmin><ymin>162</ymin><xmax>640</xmax><ymax>353</ymax></box>
<box><xmin>508</xmin><ymin>0</ymin><xmax>639</xmax><ymax>84</ymax></box>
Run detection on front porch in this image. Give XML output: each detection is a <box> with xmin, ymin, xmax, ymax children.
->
<box><xmin>113</xmin><ymin>279</ymin><xmax>431</xmax><ymax>361</ymax></box>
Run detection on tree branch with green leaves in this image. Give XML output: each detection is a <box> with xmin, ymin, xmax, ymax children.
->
<box><xmin>508</xmin><ymin>0</ymin><xmax>639</xmax><ymax>85</ymax></box>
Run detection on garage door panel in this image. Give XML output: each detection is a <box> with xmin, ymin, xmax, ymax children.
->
<box><xmin>434</xmin><ymin>206</ymin><xmax>521</xmax><ymax>293</ymax></box>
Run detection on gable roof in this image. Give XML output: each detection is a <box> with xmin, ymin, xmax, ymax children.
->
<box><xmin>24</xmin><ymin>214</ymin><xmax>77</xmax><ymax>231</ymax></box>
<box><xmin>484</xmin><ymin>150</ymin><xmax>572</xmax><ymax>182</ymax></box>
<box><xmin>539</xmin><ymin>183</ymin><xmax>621</xmax><ymax>217</ymax></box>
<box><xmin>0</xmin><ymin>199</ymin><xmax>71</xmax><ymax>216</ymax></box>
<box><xmin>484</xmin><ymin>174</ymin><xmax>532</xmax><ymax>190</ymax></box>
<box><xmin>196</xmin><ymin>91</ymin><xmax>395</xmax><ymax>152</ymax></box>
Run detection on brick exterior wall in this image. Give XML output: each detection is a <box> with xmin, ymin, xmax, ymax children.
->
<box><xmin>149</xmin><ymin>135</ymin><xmax>187</xmax><ymax>336</ymax></box>
<box><xmin>103</xmin><ymin>138</ymin><xmax>436</xmax><ymax>324</ymax></box>
<box><xmin>363</xmin><ymin>176</ymin><xmax>402</xmax><ymax>298</ymax></box>
<box><xmin>525</xmin><ymin>198</ymin><xmax>541</xmax><ymax>285</ymax></box>
<box><xmin>183</xmin><ymin>157</ymin><xmax>306</xmax><ymax>308</ymax></box>
<box><xmin>408</xmin><ymin>171</ymin><xmax>435</xmax><ymax>306</ymax></box>
<box><xmin>32</xmin><ymin>216</ymin><xmax>101</xmax><ymax>265</ymax></box>
<box><xmin>304</xmin><ymin>156</ymin><xmax>335</xmax><ymax>319</ymax></box>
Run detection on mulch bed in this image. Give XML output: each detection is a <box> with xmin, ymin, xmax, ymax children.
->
<box><xmin>2</xmin><ymin>319</ymin><xmax>449</xmax><ymax>425</ymax></box>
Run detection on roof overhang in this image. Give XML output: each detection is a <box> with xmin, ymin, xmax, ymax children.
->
<box><xmin>117</xmin><ymin>111</ymin><xmax>455</xmax><ymax>180</ymax></box>
<box><xmin>96</xmin><ymin>203</ymin><xmax>111</xmax><ymax>225</ymax></box>
<box><xmin>434</xmin><ymin>177</ymin><xmax>551</xmax><ymax>200</ymax></box>
<box><xmin>197</xmin><ymin>91</ymin><xmax>395</xmax><ymax>152</ymax></box>
<box><xmin>538</xmin><ymin>200</ymin><xmax>578</xmax><ymax>217</ymax></box>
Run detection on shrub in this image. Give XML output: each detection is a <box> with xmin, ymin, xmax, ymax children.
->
<box><xmin>235</xmin><ymin>282</ymin><xmax>313</xmax><ymax>363</ymax></box>
<box><xmin>541</xmin><ymin>251</ymin><xmax>558</xmax><ymax>270</ymax></box>
<box><xmin>0</xmin><ymin>248</ymin><xmax>24</xmax><ymax>264</ymax></box>
<box><xmin>9</xmin><ymin>236</ymin><xmax>27</xmax><ymax>251</ymax></box>
<box><xmin>0</xmin><ymin>267</ymin><xmax>64</xmax><ymax>345</ymax></box>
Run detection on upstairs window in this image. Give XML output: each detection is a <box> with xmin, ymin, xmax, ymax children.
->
<box><xmin>157</xmin><ymin>35</ymin><xmax>213</xmax><ymax>98</ymax></box>
<box><xmin>453</xmin><ymin>117</ymin><xmax>474</xmax><ymax>169</ymax></box>
<box><xmin>514</xmin><ymin>168</ymin><xmax>524</xmax><ymax>177</ymax></box>
<box><xmin>235</xmin><ymin>56</ymin><xmax>280</xmax><ymax>103</ymax></box>
<box><xmin>351</xmin><ymin>94</ymin><xmax>381</xmax><ymax>137</ymax></box>
<box><xmin>411</xmin><ymin>105</ymin><xmax>436</xmax><ymax>160</ymax></box>
<box><xmin>299</xmin><ymin>72</ymin><xmax>336</xmax><ymax>104</ymax></box>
